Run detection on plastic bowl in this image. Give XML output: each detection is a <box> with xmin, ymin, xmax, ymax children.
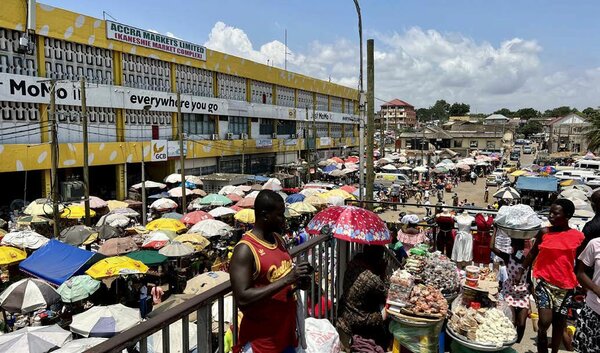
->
<box><xmin>495</xmin><ymin>223</ymin><xmax>540</xmax><ymax>239</ymax></box>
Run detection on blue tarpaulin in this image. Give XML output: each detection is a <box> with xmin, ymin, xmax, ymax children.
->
<box><xmin>247</xmin><ymin>175</ymin><xmax>269</xmax><ymax>183</ymax></box>
<box><xmin>515</xmin><ymin>177</ymin><xmax>559</xmax><ymax>192</ymax></box>
<box><xmin>19</xmin><ymin>240</ymin><xmax>104</xmax><ymax>286</ymax></box>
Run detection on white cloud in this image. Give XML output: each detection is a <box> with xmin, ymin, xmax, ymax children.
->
<box><xmin>203</xmin><ymin>22</ymin><xmax>600</xmax><ymax>112</ymax></box>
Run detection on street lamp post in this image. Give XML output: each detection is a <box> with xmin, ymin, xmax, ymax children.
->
<box><xmin>353</xmin><ymin>0</ymin><xmax>365</xmax><ymax>201</ymax></box>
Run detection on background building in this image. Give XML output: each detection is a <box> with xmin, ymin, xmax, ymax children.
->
<box><xmin>376</xmin><ymin>99</ymin><xmax>416</xmax><ymax>130</ymax></box>
<box><xmin>0</xmin><ymin>0</ymin><xmax>359</xmax><ymax>205</ymax></box>
<box><xmin>548</xmin><ymin>113</ymin><xmax>590</xmax><ymax>153</ymax></box>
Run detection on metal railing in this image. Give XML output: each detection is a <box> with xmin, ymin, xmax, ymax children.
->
<box><xmin>87</xmin><ymin>233</ymin><xmax>342</xmax><ymax>353</ymax></box>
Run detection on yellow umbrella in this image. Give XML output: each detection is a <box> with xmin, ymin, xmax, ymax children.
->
<box><xmin>560</xmin><ymin>179</ymin><xmax>575</xmax><ymax>186</ymax></box>
<box><xmin>107</xmin><ymin>200</ymin><xmax>129</xmax><ymax>211</ymax></box>
<box><xmin>61</xmin><ymin>205</ymin><xmax>96</xmax><ymax>219</ymax></box>
<box><xmin>285</xmin><ymin>207</ymin><xmax>302</xmax><ymax>218</ymax></box>
<box><xmin>24</xmin><ymin>201</ymin><xmax>64</xmax><ymax>216</ymax></box>
<box><xmin>85</xmin><ymin>256</ymin><xmax>149</xmax><ymax>279</ymax></box>
<box><xmin>320</xmin><ymin>189</ymin><xmax>355</xmax><ymax>200</ymax></box>
<box><xmin>0</xmin><ymin>246</ymin><xmax>27</xmax><ymax>265</ymax></box>
<box><xmin>289</xmin><ymin>202</ymin><xmax>318</xmax><ymax>214</ymax></box>
<box><xmin>305</xmin><ymin>195</ymin><xmax>328</xmax><ymax>207</ymax></box>
<box><xmin>510</xmin><ymin>170</ymin><xmax>528</xmax><ymax>177</ymax></box>
<box><xmin>82</xmin><ymin>232</ymin><xmax>99</xmax><ymax>245</ymax></box>
<box><xmin>234</xmin><ymin>209</ymin><xmax>255</xmax><ymax>224</ymax></box>
<box><xmin>174</xmin><ymin>233</ymin><xmax>210</xmax><ymax>251</ymax></box>
<box><xmin>145</xmin><ymin>218</ymin><xmax>187</xmax><ymax>233</ymax></box>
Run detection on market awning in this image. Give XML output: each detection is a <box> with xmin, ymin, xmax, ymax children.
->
<box><xmin>19</xmin><ymin>239</ymin><xmax>104</xmax><ymax>286</ymax></box>
<box><xmin>515</xmin><ymin>177</ymin><xmax>559</xmax><ymax>193</ymax></box>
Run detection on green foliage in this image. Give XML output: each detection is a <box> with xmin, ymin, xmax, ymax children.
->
<box><xmin>493</xmin><ymin>108</ymin><xmax>513</xmax><ymax>117</ymax></box>
<box><xmin>543</xmin><ymin>106</ymin><xmax>578</xmax><ymax>117</ymax></box>
<box><xmin>584</xmin><ymin>108</ymin><xmax>600</xmax><ymax>152</ymax></box>
<box><xmin>518</xmin><ymin>120</ymin><xmax>543</xmax><ymax>137</ymax></box>
<box><xmin>515</xmin><ymin>108</ymin><xmax>541</xmax><ymax>120</ymax></box>
<box><xmin>449</xmin><ymin>102</ymin><xmax>470</xmax><ymax>116</ymax></box>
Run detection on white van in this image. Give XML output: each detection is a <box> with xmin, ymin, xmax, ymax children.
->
<box><xmin>554</xmin><ymin>169</ymin><xmax>596</xmax><ymax>181</ymax></box>
<box><xmin>575</xmin><ymin>160</ymin><xmax>600</xmax><ymax>171</ymax></box>
<box><xmin>375</xmin><ymin>173</ymin><xmax>411</xmax><ymax>186</ymax></box>
<box><xmin>583</xmin><ymin>175</ymin><xmax>600</xmax><ymax>187</ymax></box>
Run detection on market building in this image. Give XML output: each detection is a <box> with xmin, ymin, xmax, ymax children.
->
<box><xmin>375</xmin><ymin>98</ymin><xmax>417</xmax><ymax>130</ymax></box>
<box><xmin>0</xmin><ymin>0</ymin><xmax>360</xmax><ymax>205</ymax></box>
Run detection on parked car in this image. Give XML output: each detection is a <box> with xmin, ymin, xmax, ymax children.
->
<box><xmin>486</xmin><ymin>175</ymin><xmax>501</xmax><ymax>186</ymax></box>
<box><xmin>523</xmin><ymin>146</ymin><xmax>533</xmax><ymax>154</ymax></box>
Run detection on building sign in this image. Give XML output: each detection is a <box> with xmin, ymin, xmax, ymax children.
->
<box><xmin>256</xmin><ymin>139</ymin><xmax>273</xmax><ymax>148</ymax></box>
<box><xmin>150</xmin><ymin>140</ymin><xmax>168</xmax><ymax>161</ymax></box>
<box><xmin>167</xmin><ymin>141</ymin><xmax>188</xmax><ymax>158</ymax></box>
<box><xmin>284</xmin><ymin>139</ymin><xmax>298</xmax><ymax>146</ymax></box>
<box><xmin>106</xmin><ymin>21</ymin><xmax>206</xmax><ymax>61</ymax></box>
<box><xmin>319</xmin><ymin>137</ymin><xmax>331</xmax><ymax>146</ymax></box>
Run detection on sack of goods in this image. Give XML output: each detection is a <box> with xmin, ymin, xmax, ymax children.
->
<box><xmin>494</xmin><ymin>204</ymin><xmax>542</xmax><ymax>239</ymax></box>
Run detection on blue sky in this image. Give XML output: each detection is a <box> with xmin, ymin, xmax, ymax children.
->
<box><xmin>42</xmin><ymin>0</ymin><xmax>600</xmax><ymax>112</ymax></box>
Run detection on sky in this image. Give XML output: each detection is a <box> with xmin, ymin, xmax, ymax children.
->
<box><xmin>42</xmin><ymin>0</ymin><xmax>600</xmax><ymax>113</ymax></box>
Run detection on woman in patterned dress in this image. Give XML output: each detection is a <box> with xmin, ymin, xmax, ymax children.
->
<box><xmin>493</xmin><ymin>237</ymin><xmax>531</xmax><ymax>343</ymax></box>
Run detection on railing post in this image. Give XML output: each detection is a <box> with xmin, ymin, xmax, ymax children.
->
<box><xmin>197</xmin><ymin>306</ymin><xmax>212</xmax><ymax>353</ymax></box>
<box><xmin>337</xmin><ymin>240</ymin><xmax>349</xmax><ymax>303</ymax></box>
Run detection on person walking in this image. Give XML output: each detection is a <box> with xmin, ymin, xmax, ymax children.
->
<box><xmin>518</xmin><ymin>199</ymin><xmax>584</xmax><ymax>353</ymax></box>
<box><xmin>452</xmin><ymin>193</ymin><xmax>459</xmax><ymax>207</ymax></box>
<box><xmin>230</xmin><ymin>190</ymin><xmax>313</xmax><ymax>353</ymax></box>
<box><xmin>484</xmin><ymin>186</ymin><xmax>489</xmax><ymax>203</ymax></box>
<box><xmin>470</xmin><ymin>170</ymin><xmax>477</xmax><ymax>185</ymax></box>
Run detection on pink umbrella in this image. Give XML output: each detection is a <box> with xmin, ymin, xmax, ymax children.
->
<box><xmin>236</xmin><ymin>198</ymin><xmax>255</xmax><ymax>209</ymax></box>
<box><xmin>226</xmin><ymin>194</ymin><xmax>243</xmax><ymax>202</ymax></box>
<box><xmin>80</xmin><ymin>196</ymin><xmax>108</xmax><ymax>209</ymax></box>
<box><xmin>230</xmin><ymin>205</ymin><xmax>243</xmax><ymax>212</ymax></box>
<box><xmin>306</xmin><ymin>206</ymin><xmax>390</xmax><ymax>245</ymax></box>
<box><xmin>340</xmin><ymin>185</ymin><xmax>357</xmax><ymax>193</ymax></box>
<box><xmin>181</xmin><ymin>211</ymin><xmax>214</xmax><ymax>225</ymax></box>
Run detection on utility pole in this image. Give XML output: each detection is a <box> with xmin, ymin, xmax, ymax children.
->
<box><xmin>49</xmin><ymin>80</ymin><xmax>60</xmax><ymax>237</ymax></box>
<box><xmin>177</xmin><ymin>92</ymin><xmax>186</xmax><ymax>213</ymax></box>
<box><xmin>141</xmin><ymin>143</ymin><xmax>147</xmax><ymax>225</ymax></box>
<box><xmin>380</xmin><ymin>113</ymin><xmax>385</xmax><ymax>157</ymax></box>
<box><xmin>80</xmin><ymin>77</ymin><xmax>90</xmax><ymax>226</ymax></box>
<box><xmin>366</xmin><ymin>39</ymin><xmax>375</xmax><ymax>205</ymax></box>
<box><xmin>312</xmin><ymin>104</ymin><xmax>317</xmax><ymax>181</ymax></box>
<box><xmin>353</xmin><ymin>0</ymin><xmax>365</xmax><ymax>201</ymax></box>
<box><xmin>241</xmin><ymin>137</ymin><xmax>245</xmax><ymax>175</ymax></box>
<box><xmin>305</xmin><ymin>106</ymin><xmax>310</xmax><ymax>182</ymax></box>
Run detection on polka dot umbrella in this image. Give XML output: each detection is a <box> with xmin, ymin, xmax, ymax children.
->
<box><xmin>306</xmin><ymin>205</ymin><xmax>391</xmax><ymax>245</ymax></box>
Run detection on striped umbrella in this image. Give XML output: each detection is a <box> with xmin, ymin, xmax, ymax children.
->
<box><xmin>70</xmin><ymin>304</ymin><xmax>141</xmax><ymax>337</ymax></box>
<box><xmin>0</xmin><ymin>278</ymin><xmax>60</xmax><ymax>313</ymax></box>
<box><xmin>493</xmin><ymin>187</ymin><xmax>521</xmax><ymax>200</ymax></box>
<box><xmin>0</xmin><ymin>325</ymin><xmax>72</xmax><ymax>353</ymax></box>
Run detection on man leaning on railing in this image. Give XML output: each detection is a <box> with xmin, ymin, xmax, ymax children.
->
<box><xmin>230</xmin><ymin>190</ymin><xmax>313</xmax><ymax>353</ymax></box>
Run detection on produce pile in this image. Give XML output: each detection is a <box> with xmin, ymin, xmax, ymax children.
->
<box><xmin>387</xmin><ymin>270</ymin><xmax>414</xmax><ymax>306</ymax></box>
<box><xmin>420</xmin><ymin>253</ymin><xmax>460</xmax><ymax>296</ymax></box>
<box><xmin>449</xmin><ymin>306</ymin><xmax>516</xmax><ymax>346</ymax></box>
<box><xmin>405</xmin><ymin>284</ymin><xmax>448</xmax><ymax>318</ymax></box>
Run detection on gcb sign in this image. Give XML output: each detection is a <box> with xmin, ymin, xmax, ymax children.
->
<box><xmin>151</xmin><ymin>140</ymin><xmax>168</xmax><ymax>161</ymax></box>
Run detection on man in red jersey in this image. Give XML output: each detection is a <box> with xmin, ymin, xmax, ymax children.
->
<box><xmin>231</xmin><ymin>190</ymin><xmax>312</xmax><ymax>353</ymax></box>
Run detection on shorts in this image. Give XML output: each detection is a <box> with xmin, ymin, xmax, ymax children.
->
<box><xmin>534</xmin><ymin>278</ymin><xmax>573</xmax><ymax>315</ymax></box>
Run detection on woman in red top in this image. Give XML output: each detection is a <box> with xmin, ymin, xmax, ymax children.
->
<box><xmin>519</xmin><ymin>199</ymin><xmax>584</xmax><ymax>353</ymax></box>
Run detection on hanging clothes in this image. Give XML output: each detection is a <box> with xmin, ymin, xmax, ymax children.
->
<box><xmin>435</xmin><ymin>215</ymin><xmax>455</xmax><ymax>257</ymax></box>
<box><xmin>473</xmin><ymin>213</ymin><xmax>494</xmax><ymax>264</ymax></box>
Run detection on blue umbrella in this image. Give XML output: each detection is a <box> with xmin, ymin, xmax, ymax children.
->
<box><xmin>286</xmin><ymin>193</ymin><xmax>305</xmax><ymax>204</ymax></box>
<box><xmin>148</xmin><ymin>192</ymin><xmax>170</xmax><ymax>199</ymax></box>
<box><xmin>323</xmin><ymin>165</ymin><xmax>337</xmax><ymax>173</ymax></box>
<box><xmin>181</xmin><ymin>181</ymin><xmax>197</xmax><ymax>189</ymax></box>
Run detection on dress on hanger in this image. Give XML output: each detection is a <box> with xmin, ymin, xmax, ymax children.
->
<box><xmin>435</xmin><ymin>214</ymin><xmax>455</xmax><ymax>256</ymax></box>
<box><xmin>452</xmin><ymin>214</ymin><xmax>474</xmax><ymax>263</ymax></box>
<box><xmin>473</xmin><ymin>213</ymin><xmax>494</xmax><ymax>264</ymax></box>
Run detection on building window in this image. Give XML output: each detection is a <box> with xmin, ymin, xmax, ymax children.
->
<box><xmin>277</xmin><ymin>120</ymin><xmax>296</xmax><ymax>135</ymax></box>
<box><xmin>330</xmin><ymin>123</ymin><xmax>342</xmax><ymax>138</ymax></box>
<box><xmin>182</xmin><ymin>114</ymin><xmax>215</xmax><ymax>135</ymax></box>
<box><xmin>343</xmin><ymin>124</ymin><xmax>354</xmax><ymax>137</ymax></box>
<box><xmin>259</xmin><ymin>119</ymin><xmax>274</xmax><ymax>135</ymax></box>
<box><xmin>229</xmin><ymin>117</ymin><xmax>248</xmax><ymax>135</ymax></box>
<box><xmin>486</xmin><ymin>140</ymin><xmax>495</xmax><ymax>148</ymax></box>
<box><xmin>453</xmin><ymin>140</ymin><xmax>463</xmax><ymax>148</ymax></box>
<box><xmin>315</xmin><ymin>122</ymin><xmax>328</xmax><ymax>137</ymax></box>
<box><xmin>470</xmin><ymin>140</ymin><xmax>478</xmax><ymax>148</ymax></box>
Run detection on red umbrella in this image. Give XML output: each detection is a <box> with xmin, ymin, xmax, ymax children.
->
<box><xmin>340</xmin><ymin>185</ymin><xmax>357</xmax><ymax>193</ymax></box>
<box><xmin>230</xmin><ymin>205</ymin><xmax>243</xmax><ymax>212</ymax></box>
<box><xmin>306</xmin><ymin>206</ymin><xmax>390</xmax><ymax>245</ymax></box>
<box><xmin>236</xmin><ymin>197</ymin><xmax>255</xmax><ymax>209</ymax></box>
<box><xmin>226</xmin><ymin>193</ymin><xmax>243</xmax><ymax>202</ymax></box>
<box><xmin>345</xmin><ymin>156</ymin><xmax>359</xmax><ymax>164</ymax></box>
<box><xmin>329</xmin><ymin>157</ymin><xmax>344</xmax><ymax>164</ymax></box>
<box><xmin>181</xmin><ymin>211</ymin><xmax>213</xmax><ymax>225</ymax></box>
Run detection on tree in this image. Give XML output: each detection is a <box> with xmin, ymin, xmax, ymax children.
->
<box><xmin>515</xmin><ymin>108</ymin><xmax>540</xmax><ymax>120</ymax></box>
<box><xmin>543</xmin><ymin>106</ymin><xmax>577</xmax><ymax>117</ymax></box>
<box><xmin>449</xmin><ymin>102</ymin><xmax>470</xmax><ymax>116</ymax></box>
<box><xmin>518</xmin><ymin>120</ymin><xmax>543</xmax><ymax>137</ymax></box>
<box><xmin>493</xmin><ymin>108</ymin><xmax>513</xmax><ymax>117</ymax></box>
<box><xmin>582</xmin><ymin>107</ymin><xmax>597</xmax><ymax>117</ymax></box>
<box><xmin>584</xmin><ymin>109</ymin><xmax>600</xmax><ymax>152</ymax></box>
<box><xmin>430</xmin><ymin>100</ymin><xmax>450</xmax><ymax>121</ymax></box>
<box><xmin>416</xmin><ymin>108</ymin><xmax>432</xmax><ymax>122</ymax></box>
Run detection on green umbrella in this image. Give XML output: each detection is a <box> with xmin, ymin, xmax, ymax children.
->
<box><xmin>162</xmin><ymin>212</ymin><xmax>183</xmax><ymax>220</ymax></box>
<box><xmin>126</xmin><ymin>250</ymin><xmax>168</xmax><ymax>266</ymax></box>
<box><xmin>57</xmin><ymin>275</ymin><xmax>101</xmax><ymax>303</ymax></box>
<box><xmin>199</xmin><ymin>194</ymin><xmax>232</xmax><ymax>206</ymax></box>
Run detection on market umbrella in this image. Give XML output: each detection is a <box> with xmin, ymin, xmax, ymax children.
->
<box><xmin>285</xmin><ymin>193</ymin><xmax>305</xmax><ymax>204</ymax></box>
<box><xmin>70</xmin><ymin>304</ymin><xmax>141</xmax><ymax>337</ymax></box>
<box><xmin>137</xmin><ymin>319</ymin><xmax>197</xmax><ymax>353</ymax></box>
<box><xmin>323</xmin><ymin>195</ymin><xmax>345</xmax><ymax>206</ymax></box>
<box><xmin>289</xmin><ymin>202</ymin><xmax>317</xmax><ymax>214</ymax></box>
<box><xmin>328</xmin><ymin>157</ymin><xmax>344</xmax><ymax>164</ymax></box>
<box><xmin>141</xmin><ymin>231</ymin><xmax>173</xmax><ymax>249</ymax></box>
<box><xmin>2</xmin><ymin>230</ymin><xmax>49</xmax><ymax>249</ymax></box>
<box><xmin>188</xmin><ymin>219</ymin><xmax>233</xmax><ymax>238</ymax></box>
<box><xmin>126</xmin><ymin>250</ymin><xmax>168</xmax><ymax>266</ymax></box>
<box><xmin>345</xmin><ymin>156</ymin><xmax>359</xmax><ymax>164</ymax></box>
<box><xmin>57</xmin><ymin>275</ymin><xmax>101</xmax><ymax>303</ymax></box>
<box><xmin>164</xmin><ymin>173</ymin><xmax>183</xmax><ymax>184</ymax></box>
<box><xmin>167</xmin><ymin>187</ymin><xmax>194</xmax><ymax>198</ymax></box>
<box><xmin>0</xmin><ymin>246</ymin><xmax>26</xmax><ymax>265</ymax></box>
<box><xmin>0</xmin><ymin>325</ymin><xmax>71</xmax><ymax>352</ymax></box>
<box><xmin>174</xmin><ymin>233</ymin><xmax>210</xmax><ymax>252</ymax></box>
<box><xmin>250</xmin><ymin>184</ymin><xmax>263</xmax><ymax>191</ymax></box>
<box><xmin>106</xmin><ymin>200</ymin><xmax>128</xmax><ymax>211</ymax></box>
<box><xmin>149</xmin><ymin>198</ymin><xmax>178</xmax><ymax>211</ymax></box>
<box><xmin>59</xmin><ymin>225</ymin><xmax>97</xmax><ymax>246</ymax></box>
<box><xmin>541</xmin><ymin>166</ymin><xmax>557</xmax><ymax>174</ymax></box>
<box><xmin>145</xmin><ymin>218</ymin><xmax>187</xmax><ymax>233</ymax></box>
<box><xmin>98</xmin><ymin>237</ymin><xmax>138</xmax><ymax>256</ymax></box>
<box><xmin>305</xmin><ymin>195</ymin><xmax>328</xmax><ymax>207</ymax></box>
<box><xmin>285</xmin><ymin>207</ymin><xmax>302</xmax><ymax>218</ymax></box>
<box><xmin>236</xmin><ymin>197</ymin><xmax>255</xmax><ymax>209</ymax></box>
<box><xmin>455</xmin><ymin>163</ymin><xmax>471</xmax><ymax>171</ymax></box>
<box><xmin>235</xmin><ymin>185</ymin><xmax>252</xmax><ymax>193</ymax></box>
<box><xmin>53</xmin><ymin>337</ymin><xmax>107</xmax><ymax>353</ymax></box>
<box><xmin>86</xmin><ymin>196</ymin><xmax>108</xmax><ymax>209</ymax></box>
<box><xmin>149</xmin><ymin>192</ymin><xmax>170</xmax><ymax>200</ymax></box>
<box><xmin>161</xmin><ymin>212</ymin><xmax>183</xmax><ymax>220</ymax></box>
<box><xmin>307</xmin><ymin>205</ymin><xmax>390</xmax><ymax>245</ymax></box>
<box><xmin>262</xmin><ymin>178</ymin><xmax>283</xmax><ymax>191</ymax></box>
<box><xmin>493</xmin><ymin>187</ymin><xmax>521</xmax><ymax>200</ymax></box>
<box><xmin>208</xmin><ymin>207</ymin><xmax>236</xmax><ymax>218</ymax></box>
<box><xmin>184</xmin><ymin>175</ymin><xmax>203</xmax><ymax>186</ymax></box>
<box><xmin>322</xmin><ymin>165</ymin><xmax>338</xmax><ymax>173</ymax></box>
<box><xmin>329</xmin><ymin>169</ymin><xmax>345</xmax><ymax>177</ymax></box>
<box><xmin>564</xmin><ymin>184</ymin><xmax>593</xmax><ymax>193</ymax></box>
<box><xmin>246</xmin><ymin>190</ymin><xmax>260</xmax><ymax>198</ymax></box>
<box><xmin>218</xmin><ymin>185</ymin><xmax>237</xmax><ymax>195</ymax></box>
<box><xmin>181</xmin><ymin>210</ymin><xmax>213</xmax><ymax>225</ymax></box>
<box><xmin>184</xmin><ymin>271</ymin><xmax>230</xmax><ymax>295</ymax></box>
<box><xmin>199</xmin><ymin>194</ymin><xmax>233</xmax><ymax>206</ymax></box>
<box><xmin>96</xmin><ymin>213</ymin><xmax>131</xmax><ymax>228</ymax></box>
<box><xmin>24</xmin><ymin>198</ymin><xmax>64</xmax><ymax>216</ymax></box>
<box><xmin>147</xmin><ymin>294</ymin><xmax>195</xmax><ymax>320</ymax></box>
<box><xmin>158</xmin><ymin>241</ymin><xmax>195</xmax><ymax>257</ymax></box>
<box><xmin>433</xmin><ymin>166</ymin><xmax>449</xmax><ymax>174</ymax></box>
<box><xmin>234</xmin><ymin>209</ymin><xmax>256</xmax><ymax>224</ymax></box>
<box><xmin>413</xmin><ymin>166</ymin><xmax>428</xmax><ymax>173</ymax></box>
<box><xmin>560</xmin><ymin>188</ymin><xmax>588</xmax><ymax>200</ymax></box>
<box><xmin>108</xmin><ymin>207</ymin><xmax>139</xmax><ymax>217</ymax></box>
<box><xmin>398</xmin><ymin>166</ymin><xmax>412</xmax><ymax>171</ymax></box>
<box><xmin>16</xmin><ymin>215</ymin><xmax>51</xmax><ymax>227</ymax></box>
<box><xmin>85</xmin><ymin>256</ymin><xmax>148</xmax><ymax>279</ymax></box>
<box><xmin>300</xmin><ymin>188</ymin><xmax>326</xmax><ymax>197</ymax></box>
<box><xmin>381</xmin><ymin>164</ymin><xmax>397</xmax><ymax>171</ymax></box>
<box><xmin>0</xmin><ymin>278</ymin><xmax>60</xmax><ymax>313</ymax></box>
<box><xmin>226</xmin><ymin>193</ymin><xmax>243</xmax><ymax>202</ymax></box>
<box><xmin>131</xmin><ymin>181</ymin><xmax>167</xmax><ymax>189</ymax></box>
<box><xmin>191</xmin><ymin>189</ymin><xmax>207</xmax><ymax>197</ymax></box>
<box><xmin>60</xmin><ymin>205</ymin><xmax>96</xmax><ymax>219</ymax></box>
<box><xmin>230</xmin><ymin>205</ymin><xmax>243</xmax><ymax>212</ymax></box>
<box><xmin>321</xmin><ymin>189</ymin><xmax>355</xmax><ymax>200</ymax></box>
<box><xmin>566</xmin><ymin>197</ymin><xmax>593</xmax><ymax>211</ymax></box>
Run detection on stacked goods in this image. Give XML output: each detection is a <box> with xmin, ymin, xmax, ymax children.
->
<box><xmin>478</xmin><ymin>267</ymin><xmax>497</xmax><ymax>282</ymax></box>
<box><xmin>494</xmin><ymin>204</ymin><xmax>542</xmax><ymax>239</ymax></box>
<box><xmin>404</xmin><ymin>256</ymin><xmax>426</xmax><ymax>276</ymax></box>
<box><xmin>449</xmin><ymin>306</ymin><xmax>517</xmax><ymax>346</ymax></box>
<box><xmin>465</xmin><ymin>266</ymin><xmax>480</xmax><ymax>287</ymax></box>
<box><xmin>420</xmin><ymin>253</ymin><xmax>460</xmax><ymax>296</ymax></box>
<box><xmin>387</xmin><ymin>270</ymin><xmax>414</xmax><ymax>307</ymax></box>
<box><xmin>404</xmin><ymin>284</ymin><xmax>448</xmax><ymax>318</ymax></box>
